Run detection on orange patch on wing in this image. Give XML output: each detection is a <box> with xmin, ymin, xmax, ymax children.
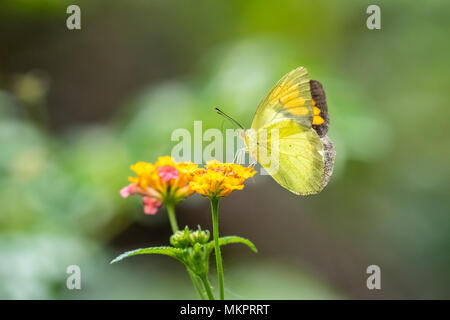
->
<box><xmin>284</xmin><ymin>96</ymin><xmax>305</xmax><ymax>107</ymax></box>
<box><xmin>312</xmin><ymin>99</ymin><xmax>323</xmax><ymax>124</ymax></box>
<box><xmin>312</xmin><ymin>115</ymin><xmax>324</xmax><ymax>125</ymax></box>
<box><xmin>270</xmin><ymin>90</ymin><xmax>300</xmax><ymax>105</ymax></box>
<box><xmin>283</xmin><ymin>96</ymin><xmax>307</xmax><ymax>116</ymax></box>
<box><xmin>267</xmin><ymin>81</ymin><xmax>310</xmax><ymax>117</ymax></box>
<box><xmin>287</xmin><ymin>106</ymin><xmax>309</xmax><ymax>116</ymax></box>
<box><xmin>280</xmin><ymin>91</ymin><xmax>300</xmax><ymax>103</ymax></box>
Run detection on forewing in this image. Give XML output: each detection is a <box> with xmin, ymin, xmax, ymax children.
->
<box><xmin>251</xmin><ymin>67</ymin><xmax>314</xmax><ymax>130</ymax></box>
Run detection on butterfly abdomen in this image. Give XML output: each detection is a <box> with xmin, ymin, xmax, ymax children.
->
<box><xmin>310</xmin><ymin>80</ymin><xmax>329</xmax><ymax>137</ymax></box>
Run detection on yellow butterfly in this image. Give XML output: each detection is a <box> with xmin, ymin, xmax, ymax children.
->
<box><xmin>217</xmin><ymin>67</ymin><xmax>335</xmax><ymax>195</ymax></box>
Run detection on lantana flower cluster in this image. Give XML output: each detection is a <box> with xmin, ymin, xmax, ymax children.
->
<box><xmin>120</xmin><ymin>156</ymin><xmax>255</xmax><ymax>215</ymax></box>
<box><xmin>117</xmin><ymin>156</ymin><xmax>257</xmax><ymax>300</ymax></box>
<box><xmin>120</xmin><ymin>156</ymin><xmax>198</xmax><ymax>214</ymax></box>
<box><xmin>190</xmin><ymin>160</ymin><xmax>256</xmax><ymax>199</ymax></box>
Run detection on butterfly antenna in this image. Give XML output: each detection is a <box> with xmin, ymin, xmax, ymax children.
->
<box><xmin>215</xmin><ymin>107</ymin><xmax>244</xmax><ymax>129</ymax></box>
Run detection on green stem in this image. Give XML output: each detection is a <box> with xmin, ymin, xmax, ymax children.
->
<box><xmin>187</xmin><ymin>269</ymin><xmax>206</xmax><ymax>300</ymax></box>
<box><xmin>199</xmin><ymin>274</ymin><xmax>215</xmax><ymax>300</ymax></box>
<box><xmin>210</xmin><ymin>198</ymin><xmax>225</xmax><ymax>300</ymax></box>
<box><xmin>167</xmin><ymin>205</ymin><xmax>203</xmax><ymax>299</ymax></box>
<box><xmin>166</xmin><ymin>203</ymin><xmax>179</xmax><ymax>234</ymax></box>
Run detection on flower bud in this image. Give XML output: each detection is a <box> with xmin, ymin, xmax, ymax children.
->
<box><xmin>170</xmin><ymin>226</ymin><xmax>191</xmax><ymax>248</ymax></box>
<box><xmin>192</xmin><ymin>242</ymin><xmax>204</xmax><ymax>260</ymax></box>
<box><xmin>189</xmin><ymin>226</ymin><xmax>210</xmax><ymax>245</ymax></box>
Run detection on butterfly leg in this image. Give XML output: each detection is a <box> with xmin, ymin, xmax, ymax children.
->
<box><xmin>232</xmin><ymin>148</ymin><xmax>240</xmax><ymax>163</ymax></box>
<box><xmin>233</xmin><ymin>147</ymin><xmax>246</xmax><ymax>164</ymax></box>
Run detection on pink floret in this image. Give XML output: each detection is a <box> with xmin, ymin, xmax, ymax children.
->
<box><xmin>120</xmin><ymin>184</ymin><xmax>138</xmax><ymax>198</ymax></box>
<box><xmin>142</xmin><ymin>197</ymin><xmax>162</xmax><ymax>215</ymax></box>
<box><xmin>157</xmin><ymin>165</ymin><xmax>179</xmax><ymax>181</ymax></box>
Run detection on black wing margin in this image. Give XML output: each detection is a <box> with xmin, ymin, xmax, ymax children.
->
<box><xmin>310</xmin><ymin>80</ymin><xmax>329</xmax><ymax>137</ymax></box>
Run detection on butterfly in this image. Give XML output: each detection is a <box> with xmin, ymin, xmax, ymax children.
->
<box><xmin>217</xmin><ymin>67</ymin><xmax>335</xmax><ymax>195</ymax></box>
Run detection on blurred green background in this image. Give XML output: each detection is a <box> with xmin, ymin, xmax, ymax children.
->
<box><xmin>1</xmin><ymin>0</ymin><xmax>449</xmax><ymax>299</ymax></box>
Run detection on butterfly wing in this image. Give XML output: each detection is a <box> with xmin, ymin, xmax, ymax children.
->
<box><xmin>251</xmin><ymin>67</ymin><xmax>314</xmax><ymax>131</ymax></box>
<box><xmin>247</xmin><ymin>119</ymin><xmax>335</xmax><ymax>195</ymax></box>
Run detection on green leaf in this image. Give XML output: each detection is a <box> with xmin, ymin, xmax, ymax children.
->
<box><xmin>207</xmin><ymin>236</ymin><xmax>258</xmax><ymax>253</ymax></box>
<box><xmin>110</xmin><ymin>246</ymin><xmax>183</xmax><ymax>264</ymax></box>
